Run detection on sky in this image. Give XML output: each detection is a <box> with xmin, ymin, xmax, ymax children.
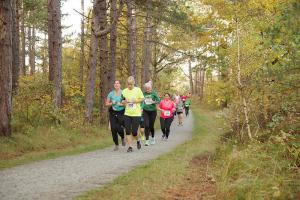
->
<box><xmin>61</xmin><ymin>0</ymin><xmax>92</xmax><ymax>37</ymax></box>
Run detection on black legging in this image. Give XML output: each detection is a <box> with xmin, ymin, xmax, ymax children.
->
<box><xmin>160</xmin><ymin>117</ymin><xmax>173</xmax><ymax>138</ymax></box>
<box><xmin>124</xmin><ymin>116</ymin><xmax>141</xmax><ymax>137</ymax></box>
<box><xmin>185</xmin><ymin>106</ymin><xmax>190</xmax><ymax>116</ymax></box>
<box><xmin>109</xmin><ymin>110</ymin><xmax>125</xmax><ymax>145</ymax></box>
<box><xmin>143</xmin><ymin>110</ymin><xmax>157</xmax><ymax>140</ymax></box>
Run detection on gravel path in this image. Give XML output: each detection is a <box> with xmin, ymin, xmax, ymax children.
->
<box><xmin>0</xmin><ymin>114</ymin><xmax>193</xmax><ymax>200</ymax></box>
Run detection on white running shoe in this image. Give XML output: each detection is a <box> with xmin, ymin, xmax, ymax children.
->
<box><xmin>145</xmin><ymin>140</ymin><xmax>150</xmax><ymax>146</ymax></box>
<box><xmin>150</xmin><ymin>137</ymin><xmax>155</xmax><ymax>145</ymax></box>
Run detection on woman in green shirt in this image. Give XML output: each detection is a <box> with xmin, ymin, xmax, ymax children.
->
<box><xmin>143</xmin><ymin>81</ymin><xmax>160</xmax><ymax>146</ymax></box>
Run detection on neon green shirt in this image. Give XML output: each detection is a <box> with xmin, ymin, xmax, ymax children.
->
<box><xmin>122</xmin><ymin>87</ymin><xmax>144</xmax><ymax>117</ymax></box>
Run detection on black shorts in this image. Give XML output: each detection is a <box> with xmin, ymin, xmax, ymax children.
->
<box><xmin>177</xmin><ymin>111</ymin><xmax>183</xmax><ymax>114</ymax></box>
<box><xmin>124</xmin><ymin>116</ymin><xmax>141</xmax><ymax>136</ymax></box>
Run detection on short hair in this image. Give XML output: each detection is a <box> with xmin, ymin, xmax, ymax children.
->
<box><xmin>127</xmin><ymin>76</ymin><xmax>135</xmax><ymax>85</ymax></box>
<box><xmin>164</xmin><ymin>92</ymin><xmax>171</xmax><ymax>97</ymax></box>
<box><xmin>114</xmin><ymin>80</ymin><xmax>120</xmax><ymax>84</ymax></box>
<box><xmin>144</xmin><ymin>81</ymin><xmax>152</xmax><ymax>90</ymax></box>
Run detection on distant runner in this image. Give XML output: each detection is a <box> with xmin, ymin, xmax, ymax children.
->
<box><xmin>184</xmin><ymin>98</ymin><xmax>191</xmax><ymax>116</ymax></box>
<box><xmin>176</xmin><ymin>96</ymin><xmax>184</xmax><ymax>126</ymax></box>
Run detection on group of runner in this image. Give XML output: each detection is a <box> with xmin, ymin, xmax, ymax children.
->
<box><xmin>105</xmin><ymin>76</ymin><xmax>191</xmax><ymax>152</ymax></box>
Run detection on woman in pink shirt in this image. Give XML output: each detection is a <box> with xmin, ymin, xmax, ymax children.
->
<box><xmin>157</xmin><ymin>93</ymin><xmax>175</xmax><ymax>140</ymax></box>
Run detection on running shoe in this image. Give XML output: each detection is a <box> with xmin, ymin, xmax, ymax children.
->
<box><xmin>165</xmin><ymin>137</ymin><xmax>168</xmax><ymax>141</ymax></box>
<box><xmin>121</xmin><ymin>138</ymin><xmax>126</xmax><ymax>146</ymax></box>
<box><xmin>161</xmin><ymin>134</ymin><xmax>165</xmax><ymax>140</ymax></box>
<box><xmin>150</xmin><ymin>137</ymin><xmax>155</xmax><ymax>145</ymax></box>
<box><xmin>137</xmin><ymin>140</ymin><xmax>142</xmax><ymax>150</ymax></box>
<box><xmin>127</xmin><ymin>146</ymin><xmax>133</xmax><ymax>152</ymax></box>
<box><xmin>113</xmin><ymin>145</ymin><xmax>119</xmax><ymax>151</ymax></box>
<box><xmin>145</xmin><ymin>140</ymin><xmax>150</xmax><ymax>146</ymax></box>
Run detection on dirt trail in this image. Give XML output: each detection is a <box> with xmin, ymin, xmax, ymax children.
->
<box><xmin>0</xmin><ymin>114</ymin><xmax>193</xmax><ymax>200</ymax></box>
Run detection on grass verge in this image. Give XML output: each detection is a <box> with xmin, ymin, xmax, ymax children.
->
<box><xmin>0</xmin><ymin>125</ymin><xmax>113</xmax><ymax>169</ymax></box>
<box><xmin>77</xmin><ymin>105</ymin><xmax>224</xmax><ymax>200</ymax></box>
<box><xmin>213</xmin><ymin>138</ymin><xmax>300</xmax><ymax>200</ymax></box>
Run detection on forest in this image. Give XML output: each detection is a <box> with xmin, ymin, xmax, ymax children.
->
<box><xmin>0</xmin><ymin>0</ymin><xmax>299</xmax><ymax>199</ymax></box>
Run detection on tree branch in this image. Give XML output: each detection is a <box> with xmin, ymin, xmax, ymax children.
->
<box><xmin>93</xmin><ymin>0</ymin><xmax>125</xmax><ymax>37</ymax></box>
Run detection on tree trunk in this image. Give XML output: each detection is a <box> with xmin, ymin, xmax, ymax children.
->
<box><xmin>79</xmin><ymin>0</ymin><xmax>84</xmax><ymax>91</ymax></box>
<box><xmin>0</xmin><ymin>0</ymin><xmax>13</xmax><ymax>136</ymax></box>
<box><xmin>42</xmin><ymin>32</ymin><xmax>48</xmax><ymax>75</ymax></box>
<box><xmin>48</xmin><ymin>0</ymin><xmax>62</xmax><ymax>109</ymax></box>
<box><xmin>29</xmin><ymin>26</ymin><xmax>35</xmax><ymax>75</ymax></box>
<box><xmin>20</xmin><ymin>0</ymin><xmax>26</xmax><ymax>76</ymax></box>
<box><xmin>188</xmin><ymin>57</ymin><xmax>194</xmax><ymax>94</ymax></box>
<box><xmin>109</xmin><ymin>0</ymin><xmax>117</xmax><ymax>87</ymax></box>
<box><xmin>195</xmin><ymin>67</ymin><xmax>199</xmax><ymax>95</ymax></box>
<box><xmin>127</xmin><ymin>0</ymin><xmax>136</xmax><ymax>78</ymax></box>
<box><xmin>99</xmin><ymin>0</ymin><xmax>109</xmax><ymax>124</ymax></box>
<box><xmin>12</xmin><ymin>0</ymin><xmax>20</xmax><ymax>93</ymax></box>
<box><xmin>199</xmin><ymin>67</ymin><xmax>205</xmax><ymax>100</ymax></box>
<box><xmin>236</xmin><ymin>18</ymin><xmax>252</xmax><ymax>139</ymax></box>
<box><xmin>84</xmin><ymin>0</ymin><xmax>100</xmax><ymax>123</ymax></box>
<box><xmin>141</xmin><ymin>0</ymin><xmax>152</xmax><ymax>87</ymax></box>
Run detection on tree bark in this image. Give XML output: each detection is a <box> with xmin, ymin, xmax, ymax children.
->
<box><xmin>20</xmin><ymin>0</ymin><xmax>26</xmax><ymax>76</ymax></box>
<box><xmin>0</xmin><ymin>0</ymin><xmax>13</xmax><ymax>136</ymax></box>
<box><xmin>199</xmin><ymin>67</ymin><xmax>205</xmax><ymax>100</ymax></box>
<box><xmin>236</xmin><ymin>18</ymin><xmax>252</xmax><ymax>139</ymax></box>
<box><xmin>109</xmin><ymin>0</ymin><xmax>117</xmax><ymax>87</ymax></box>
<box><xmin>48</xmin><ymin>0</ymin><xmax>62</xmax><ymax>109</ymax></box>
<box><xmin>195</xmin><ymin>67</ymin><xmax>199</xmax><ymax>95</ymax></box>
<box><xmin>29</xmin><ymin>26</ymin><xmax>35</xmax><ymax>75</ymax></box>
<box><xmin>79</xmin><ymin>0</ymin><xmax>84</xmax><ymax>91</ymax></box>
<box><xmin>42</xmin><ymin>32</ymin><xmax>48</xmax><ymax>75</ymax></box>
<box><xmin>188</xmin><ymin>57</ymin><xmax>194</xmax><ymax>94</ymax></box>
<box><xmin>127</xmin><ymin>0</ymin><xmax>136</xmax><ymax>77</ymax></box>
<box><xmin>141</xmin><ymin>0</ymin><xmax>152</xmax><ymax>86</ymax></box>
<box><xmin>84</xmin><ymin>0</ymin><xmax>100</xmax><ymax>123</ymax></box>
<box><xmin>99</xmin><ymin>0</ymin><xmax>109</xmax><ymax>124</ymax></box>
<box><xmin>12</xmin><ymin>0</ymin><xmax>20</xmax><ymax>93</ymax></box>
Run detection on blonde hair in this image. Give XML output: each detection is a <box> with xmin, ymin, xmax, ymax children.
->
<box><xmin>127</xmin><ymin>76</ymin><xmax>135</xmax><ymax>85</ymax></box>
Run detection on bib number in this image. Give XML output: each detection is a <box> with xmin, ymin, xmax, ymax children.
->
<box><xmin>128</xmin><ymin>103</ymin><xmax>135</xmax><ymax>109</ymax></box>
<box><xmin>164</xmin><ymin>110</ymin><xmax>171</xmax><ymax>117</ymax></box>
<box><xmin>144</xmin><ymin>98</ymin><xmax>153</xmax><ymax>105</ymax></box>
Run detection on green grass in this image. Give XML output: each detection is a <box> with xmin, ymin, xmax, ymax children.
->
<box><xmin>77</xmin><ymin>106</ymin><xmax>224</xmax><ymax>200</ymax></box>
<box><xmin>213</xmin><ymin>139</ymin><xmax>300</xmax><ymax>200</ymax></box>
<box><xmin>0</xmin><ymin>125</ymin><xmax>113</xmax><ymax>169</ymax></box>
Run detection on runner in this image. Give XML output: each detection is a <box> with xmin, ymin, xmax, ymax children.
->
<box><xmin>143</xmin><ymin>81</ymin><xmax>160</xmax><ymax>146</ymax></box>
<box><xmin>158</xmin><ymin>93</ymin><xmax>175</xmax><ymax>141</ymax></box>
<box><xmin>105</xmin><ymin>80</ymin><xmax>126</xmax><ymax>151</ymax></box>
<box><xmin>121</xmin><ymin>76</ymin><xmax>144</xmax><ymax>152</ymax></box>
<box><xmin>181</xmin><ymin>94</ymin><xmax>187</xmax><ymax>104</ymax></box>
<box><xmin>176</xmin><ymin>96</ymin><xmax>184</xmax><ymax>126</ymax></box>
<box><xmin>184</xmin><ymin>97</ymin><xmax>191</xmax><ymax>116</ymax></box>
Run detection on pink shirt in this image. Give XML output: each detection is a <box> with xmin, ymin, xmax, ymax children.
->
<box><xmin>159</xmin><ymin>100</ymin><xmax>175</xmax><ymax>118</ymax></box>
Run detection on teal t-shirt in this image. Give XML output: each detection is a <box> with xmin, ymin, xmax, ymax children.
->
<box><xmin>107</xmin><ymin>90</ymin><xmax>125</xmax><ymax>111</ymax></box>
<box><xmin>143</xmin><ymin>90</ymin><xmax>160</xmax><ymax>111</ymax></box>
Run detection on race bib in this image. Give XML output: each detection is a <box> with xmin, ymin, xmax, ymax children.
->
<box><xmin>128</xmin><ymin>103</ymin><xmax>135</xmax><ymax>109</ymax></box>
<box><xmin>144</xmin><ymin>98</ymin><xmax>153</xmax><ymax>105</ymax></box>
<box><xmin>164</xmin><ymin>110</ymin><xmax>171</xmax><ymax>116</ymax></box>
